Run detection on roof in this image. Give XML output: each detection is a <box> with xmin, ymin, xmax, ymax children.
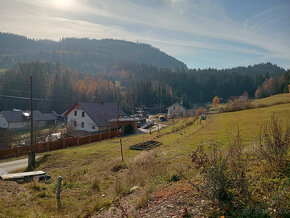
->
<box><xmin>109</xmin><ymin>117</ymin><xmax>137</xmax><ymax>122</ymax></box>
<box><xmin>1</xmin><ymin>111</ymin><xmax>56</xmax><ymax>123</ymax></box>
<box><xmin>167</xmin><ymin>102</ymin><xmax>187</xmax><ymax>110</ymax></box>
<box><xmin>65</xmin><ymin>102</ymin><xmax>125</xmax><ymax>127</ymax></box>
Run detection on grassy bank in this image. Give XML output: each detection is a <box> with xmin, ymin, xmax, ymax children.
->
<box><xmin>0</xmin><ymin>99</ymin><xmax>289</xmax><ymax>217</ymax></box>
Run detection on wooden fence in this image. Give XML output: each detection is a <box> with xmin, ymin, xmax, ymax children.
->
<box><xmin>0</xmin><ymin>129</ymin><xmax>120</xmax><ymax>160</ymax></box>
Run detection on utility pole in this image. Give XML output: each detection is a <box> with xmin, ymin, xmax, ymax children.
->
<box><xmin>117</xmin><ymin>101</ymin><xmax>120</xmax><ymax>136</ymax></box>
<box><xmin>131</xmin><ymin>97</ymin><xmax>134</xmax><ymax>118</ymax></box>
<box><xmin>28</xmin><ymin>76</ymin><xmax>35</xmax><ymax>170</ymax></box>
<box><xmin>117</xmin><ymin>102</ymin><xmax>124</xmax><ymax>163</ymax></box>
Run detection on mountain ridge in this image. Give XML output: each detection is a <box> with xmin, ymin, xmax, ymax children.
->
<box><xmin>0</xmin><ymin>32</ymin><xmax>187</xmax><ymax>72</ymax></box>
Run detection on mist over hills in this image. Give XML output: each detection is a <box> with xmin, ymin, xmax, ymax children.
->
<box><xmin>0</xmin><ymin>32</ymin><xmax>187</xmax><ymax>72</ymax></box>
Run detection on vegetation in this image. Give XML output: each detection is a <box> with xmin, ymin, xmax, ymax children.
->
<box><xmin>0</xmin><ymin>61</ymin><xmax>287</xmax><ymax>114</ymax></box>
<box><xmin>0</xmin><ymin>95</ymin><xmax>289</xmax><ymax>217</ymax></box>
<box><xmin>255</xmin><ymin>71</ymin><xmax>290</xmax><ymax>99</ymax></box>
<box><xmin>0</xmin><ymin>32</ymin><xmax>186</xmax><ymax>71</ymax></box>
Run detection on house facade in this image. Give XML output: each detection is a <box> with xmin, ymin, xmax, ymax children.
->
<box><xmin>64</xmin><ymin>102</ymin><xmax>126</xmax><ymax>133</ymax></box>
<box><xmin>0</xmin><ymin>110</ymin><xmax>56</xmax><ymax>130</ymax></box>
<box><xmin>167</xmin><ymin>102</ymin><xmax>186</xmax><ymax>118</ymax></box>
<box><xmin>66</xmin><ymin>104</ymin><xmax>99</xmax><ymax>132</ymax></box>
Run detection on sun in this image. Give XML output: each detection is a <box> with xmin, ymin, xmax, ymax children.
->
<box><xmin>52</xmin><ymin>0</ymin><xmax>73</xmax><ymax>9</ymax></box>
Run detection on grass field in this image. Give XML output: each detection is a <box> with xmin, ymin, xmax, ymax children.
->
<box><xmin>0</xmin><ymin>96</ymin><xmax>289</xmax><ymax>217</ymax></box>
<box><xmin>251</xmin><ymin>93</ymin><xmax>290</xmax><ymax>106</ymax></box>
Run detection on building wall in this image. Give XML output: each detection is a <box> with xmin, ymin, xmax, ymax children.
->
<box><xmin>34</xmin><ymin>121</ymin><xmax>47</xmax><ymax>128</ymax></box>
<box><xmin>8</xmin><ymin>121</ymin><xmax>30</xmax><ymax>130</ymax></box>
<box><xmin>67</xmin><ymin>105</ymin><xmax>99</xmax><ymax>132</ymax></box>
<box><xmin>0</xmin><ymin>114</ymin><xmax>8</xmax><ymax>129</ymax></box>
<box><xmin>167</xmin><ymin>104</ymin><xmax>186</xmax><ymax>118</ymax></box>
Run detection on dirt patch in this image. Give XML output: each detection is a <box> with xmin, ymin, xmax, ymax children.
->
<box><xmin>93</xmin><ymin>181</ymin><xmax>210</xmax><ymax>217</ymax></box>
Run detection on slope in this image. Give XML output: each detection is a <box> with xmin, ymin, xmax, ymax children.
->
<box><xmin>0</xmin><ymin>32</ymin><xmax>187</xmax><ymax>71</ymax></box>
<box><xmin>0</xmin><ymin>96</ymin><xmax>289</xmax><ymax>217</ymax></box>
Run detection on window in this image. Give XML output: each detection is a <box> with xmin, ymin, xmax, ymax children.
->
<box><xmin>74</xmin><ymin>120</ymin><xmax>77</xmax><ymax>127</ymax></box>
<box><xmin>81</xmin><ymin>122</ymin><xmax>84</xmax><ymax>128</ymax></box>
<box><xmin>92</xmin><ymin>126</ymin><xmax>95</xmax><ymax>129</ymax></box>
<box><xmin>82</xmin><ymin>111</ymin><xmax>85</xmax><ymax>117</ymax></box>
<box><xmin>74</xmin><ymin>110</ymin><xmax>77</xmax><ymax>116</ymax></box>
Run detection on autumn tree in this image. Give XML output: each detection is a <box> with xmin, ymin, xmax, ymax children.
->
<box><xmin>212</xmin><ymin>96</ymin><xmax>220</xmax><ymax>109</ymax></box>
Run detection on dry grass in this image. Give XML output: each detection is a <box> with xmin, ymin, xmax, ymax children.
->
<box><xmin>0</xmin><ymin>96</ymin><xmax>289</xmax><ymax>217</ymax></box>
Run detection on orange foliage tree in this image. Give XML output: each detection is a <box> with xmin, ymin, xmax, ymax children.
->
<box><xmin>212</xmin><ymin>96</ymin><xmax>220</xmax><ymax>109</ymax></box>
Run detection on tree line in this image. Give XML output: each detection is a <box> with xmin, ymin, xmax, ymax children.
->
<box><xmin>0</xmin><ymin>62</ymin><xmax>288</xmax><ymax>114</ymax></box>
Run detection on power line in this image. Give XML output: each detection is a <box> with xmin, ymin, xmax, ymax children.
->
<box><xmin>0</xmin><ymin>94</ymin><xmax>63</xmax><ymax>102</ymax></box>
<box><xmin>0</xmin><ymin>89</ymin><xmax>74</xmax><ymax>100</ymax></box>
<box><xmin>0</xmin><ymin>81</ymin><xmax>30</xmax><ymax>86</ymax></box>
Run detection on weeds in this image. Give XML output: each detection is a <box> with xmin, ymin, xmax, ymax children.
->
<box><xmin>257</xmin><ymin>114</ymin><xmax>290</xmax><ymax>176</ymax></box>
<box><xmin>192</xmin><ymin>115</ymin><xmax>290</xmax><ymax>216</ymax></box>
<box><xmin>191</xmin><ymin>126</ymin><xmax>249</xmax><ymax>214</ymax></box>
<box><xmin>91</xmin><ymin>177</ymin><xmax>101</xmax><ymax>192</ymax></box>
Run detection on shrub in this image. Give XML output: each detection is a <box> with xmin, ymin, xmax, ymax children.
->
<box><xmin>257</xmin><ymin>114</ymin><xmax>290</xmax><ymax>176</ymax></box>
<box><xmin>224</xmin><ymin>99</ymin><xmax>253</xmax><ymax>112</ymax></box>
<box><xmin>191</xmin><ymin>128</ymin><xmax>249</xmax><ymax>214</ymax></box>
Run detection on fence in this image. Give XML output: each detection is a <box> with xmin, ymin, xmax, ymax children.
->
<box><xmin>0</xmin><ymin>129</ymin><xmax>120</xmax><ymax>160</ymax></box>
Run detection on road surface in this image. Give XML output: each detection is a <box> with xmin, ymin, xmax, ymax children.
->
<box><xmin>0</xmin><ymin>156</ymin><xmax>40</xmax><ymax>175</ymax></box>
<box><xmin>138</xmin><ymin>123</ymin><xmax>167</xmax><ymax>134</ymax></box>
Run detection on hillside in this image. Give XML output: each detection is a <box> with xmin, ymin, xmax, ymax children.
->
<box><xmin>0</xmin><ymin>94</ymin><xmax>289</xmax><ymax>217</ymax></box>
<box><xmin>0</xmin><ymin>33</ymin><xmax>187</xmax><ymax>72</ymax></box>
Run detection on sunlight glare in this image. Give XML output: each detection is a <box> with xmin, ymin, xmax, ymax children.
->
<box><xmin>52</xmin><ymin>0</ymin><xmax>73</xmax><ymax>9</ymax></box>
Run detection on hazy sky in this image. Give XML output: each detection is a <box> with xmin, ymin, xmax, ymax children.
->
<box><xmin>0</xmin><ymin>0</ymin><xmax>289</xmax><ymax>69</ymax></box>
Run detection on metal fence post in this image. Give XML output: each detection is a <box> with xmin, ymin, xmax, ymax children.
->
<box><xmin>56</xmin><ymin>176</ymin><xmax>63</xmax><ymax>199</ymax></box>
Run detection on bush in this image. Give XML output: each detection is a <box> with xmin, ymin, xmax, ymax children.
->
<box><xmin>224</xmin><ymin>99</ymin><xmax>253</xmax><ymax>112</ymax></box>
<box><xmin>191</xmin><ymin>128</ymin><xmax>249</xmax><ymax>214</ymax></box>
<box><xmin>257</xmin><ymin>114</ymin><xmax>290</xmax><ymax>176</ymax></box>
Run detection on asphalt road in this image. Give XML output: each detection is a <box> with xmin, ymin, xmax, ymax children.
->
<box><xmin>0</xmin><ymin>156</ymin><xmax>40</xmax><ymax>175</ymax></box>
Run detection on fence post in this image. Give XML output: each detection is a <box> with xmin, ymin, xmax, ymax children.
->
<box><xmin>47</xmin><ymin>142</ymin><xmax>50</xmax><ymax>152</ymax></box>
<box><xmin>16</xmin><ymin>147</ymin><xmax>19</xmax><ymax>157</ymax></box>
<box><xmin>56</xmin><ymin>176</ymin><xmax>63</xmax><ymax>199</ymax></box>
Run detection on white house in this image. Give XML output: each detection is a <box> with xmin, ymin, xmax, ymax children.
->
<box><xmin>64</xmin><ymin>102</ymin><xmax>125</xmax><ymax>133</ymax></box>
<box><xmin>0</xmin><ymin>110</ymin><xmax>56</xmax><ymax>130</ymax></box>
<box><xmin>167</xmin><ymin>102</ymin><xmax>187</xmax><ymax>118</ymax></box>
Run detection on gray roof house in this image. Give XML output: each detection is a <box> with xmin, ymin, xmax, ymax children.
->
<box><xmin>0</xmin><ymin>110</ymin><xmax>56</xmax><ymax>130</ymax></box>
<box><xmin>64</xmin><ymin>102</ymin><xmax>126</xmax><ymax>133</ymax></box>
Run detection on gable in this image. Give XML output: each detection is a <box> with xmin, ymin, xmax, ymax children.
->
<box><xmin>167</xmin><ymin>103</ymin><xmax>186</xmax><ymax>111</ymax></box>
<box><xmin>66</xmin><ymin>102</ymin><xmax>125</xmax><ymax>127</ymax></box>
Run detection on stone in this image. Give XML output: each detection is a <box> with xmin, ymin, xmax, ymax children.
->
<box><xmin>129</xmin><ymin>185</ymin><xmax>139</xmax><ymax>193</ymax></box>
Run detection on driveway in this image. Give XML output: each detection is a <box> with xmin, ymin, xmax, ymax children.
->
<box><xmin>138</xmin><ymin>123</ymin><xmax>167</xmax><ymax>134</ymax></box>
<box><xmin>0</xmin><ymin>156</ymin><xmax>40</xmax><ymax>175</ymax></box>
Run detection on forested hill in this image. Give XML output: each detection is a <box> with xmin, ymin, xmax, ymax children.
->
<box><xmin>0</xmin><ymin>32</ymin><xmax>187</xmax><ymax>71</ymax></box>
<box><xmin>0</xmin><ymin>61</ymin><xmax>287</xmax><ymax>114</ymax></box>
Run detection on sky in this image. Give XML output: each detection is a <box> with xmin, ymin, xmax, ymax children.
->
<box><xmin>0</xmin><ymin>0</ymin><xmax>289</xmax><ymax>69</ymax></box>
